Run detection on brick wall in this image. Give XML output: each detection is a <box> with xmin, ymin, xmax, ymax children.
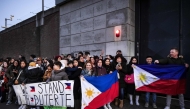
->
<box><xmin>40</xmin><ymin>11</ymin><xmax>59</xmax><ymax>59</ymax></box>
<box><xmin>0</xmin><ymin>7</ymin><xmax>59</xmax><ymax>60</ymax></box>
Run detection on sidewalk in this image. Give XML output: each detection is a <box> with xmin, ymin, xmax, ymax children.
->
<box><xmin>0</xmin><ymin>95</ymin><xmax>190</xmax><ymax>109</ymax></box>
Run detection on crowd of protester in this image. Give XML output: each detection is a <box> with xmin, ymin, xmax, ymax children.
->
<box><xmin>0</xmin><ymin>48</ymin><xmax>188</xmax><ymax>109</ymax></box>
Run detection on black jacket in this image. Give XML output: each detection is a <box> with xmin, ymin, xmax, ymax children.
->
<box><xmin>68</xmin><ymin>67</ymin><xmax>82</xmax><ymax>99</ymax></box>
<box><xmin>112</xmin><ymin>62</ymin><xmax>127</xmax><ymax>88</ymax></box>
<box><xmin>24</xmin><ymin>67</ymin><xmax>43</xmax><ymax>83</ymax></box>
<box><xmin>5</xmin><ymin>65</ymin><xmax>19</xmax><ymax>80</ymax></box>
<box><xmin>17</xmin><ymin>68</ymin><xmax>27</xmax><ymax>84</ymax></box>
<box><xmin>103</xmin><ymin>65</ymin><xmax>114</xmax><ymax>74</ymax></box>
<box><xmin>158</xmin><ymin>57</ymin><xmax>185</xmax><ymax>65</ymax></box>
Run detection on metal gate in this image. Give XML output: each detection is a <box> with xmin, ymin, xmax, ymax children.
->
<box><xmin>135</xmin><ymin>0</ymin><xmax>190</xmax><ymax>99</ymax></box>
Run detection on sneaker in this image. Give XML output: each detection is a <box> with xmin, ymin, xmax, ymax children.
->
<box><xmin>153</xmin><ymin>103</ymin><xmax>157</xmax><ymax>108</ymax></box>
<box><xmin>164</xmin><ymin>106</ymin><xmax>170</xmax><ymax>109</ymax></box>
<box><xmin>22</xmin><ymin>105</ymin><xmax>27</xmax><ymax>109</ymax></box>
<box><xmin>136</xmin><ymin>101</ymin><xmax>140</xmax><ymax>106</ymax></box>
<box><xmin>6</xmin><ymin>101</ymin><xmax>12</xmax><ymax>105</ymax></box>
<box><xmin>15</xmin><ymin>100</ymin><xmax>18</xmax><ymax>105</ymax></box>
<box><xmin>130</xmin><ymin>101</ymin><xmax>133</xmax><ymax>105</ymax></box>
<box><xmin>107</xmin><ymin>104</ymin><xmax>112</xmax><ymax>109</ymax></box>
<box><xmin>18</xmin><ymin>105</ymin><xmax>23</xmax><ymax>109</ymax></box>
<box><xmin>145</xmin><ymin>102</ymin><xmax>149</xmax><ymax>108</ymax></box>
<box><xmin>104</xmin><ymin>105</ymin><xmax>108</xmax><ymax>109</ymax></box>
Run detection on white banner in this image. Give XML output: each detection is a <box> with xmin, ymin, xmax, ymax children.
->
<box><xmin>13</xmin><ymin>80</ymin><xmax>74</xmax><ymax>107</ymax></box>
<box><xmin>13</xmin><ymin>84</ymin><xmax>27</xmax><ymax>104</ymax></box>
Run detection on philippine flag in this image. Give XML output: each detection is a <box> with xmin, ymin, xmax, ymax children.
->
<box><xmin>81</xmin><ymin>70</ymin><xmax>119</xmax><ymax>109</ymax></box>
<box><xmin>30</xmin><ymin>86</ymin><xmax>35</xmax><ymax>92</ymax></box>
<box><xmin>65</xmin><ymin>83</ymin><xmax>71</xmax><ymax>89</ymax></box>
<box><xmin>133</xmin><ymin>65</ymin><xmax>186</xmax><ymax>95</ymax></box>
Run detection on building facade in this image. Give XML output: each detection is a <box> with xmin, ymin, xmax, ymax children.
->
<box><xmin>58</xmin><ymin>0</ymin><xmax>135</xmax><ymax>60</ymax></box>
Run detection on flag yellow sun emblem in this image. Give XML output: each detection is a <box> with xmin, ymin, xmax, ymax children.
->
<box><xmin>85</xmin><ymin>88</ymin><xmax>95</xmax><ymax>99</ymax></box>
<box><xmin>138</xmin><ymin>73</ymin><xmax>147</xmax><ymax>82</ymax></box>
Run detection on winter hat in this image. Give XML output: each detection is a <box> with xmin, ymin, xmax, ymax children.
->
<box><xmin>54</xmin><ymin>56</ymin><xmax>62</xmax><ymax>61</ymax></box>
<box><xmin>29</xmin><ymin>62</ymin><xmax>36</xmax><ymax>67</ymax></box>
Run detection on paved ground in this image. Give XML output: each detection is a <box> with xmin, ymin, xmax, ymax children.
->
<box><xmin>0</xmin><ymin>95</ymin><xmax>190</xmax><ymax>109</ymax></box>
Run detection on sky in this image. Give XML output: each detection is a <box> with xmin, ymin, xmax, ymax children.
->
<box><xmin>0</xmin><ymin>0</ymin><xmax>55</xmax><ymax>31</ymax></box>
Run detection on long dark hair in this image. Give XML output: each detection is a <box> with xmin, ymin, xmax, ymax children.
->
<box><xmin>103</xmin><ymin>58</ymin><xmax>110</xmax><ymax>67</ymax></box>
<box><xmin>73</xmin><ymin>59</ymin><xmax>79</xmax><ymax>67</ymax></box>
<box><xmin>20</xmin><ymin>60</ymin><xmax>28</xmax><ymax>69</ymax></box>
<box><xmin>129</xmin><ymin>56</ymin><xmax>138</xmax><ymax>65</ymax></box>
<box><xmin>95</xmin><ymin>59</ymin><xmax>104</xmax><ymax>76</ymax></box>
<box><xmin>12</xmin><ymin>60</ymin><xmax>20</xmax><ymax>70</ymax></box>
<box><xmin>114</xmin><ymin>54</ymin><xmax>126</xmax><ymax>64</ymax></box>
<box><xmin>3</xmin><ymin>60</ymin><xmax>9</xmax><ymax>68</ymax></box>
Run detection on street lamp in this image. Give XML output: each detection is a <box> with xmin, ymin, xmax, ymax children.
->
<box><xmin>1</xmin><ymin>15</ymin><xmax>14</xmax><ymax>28</ymax></box>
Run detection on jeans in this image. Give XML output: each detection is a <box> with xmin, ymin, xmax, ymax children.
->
<box><xmin>8</xmin><ymin>86</ymin><xmax>14</xmax><ymax>101</ymax></box>
<box><xmin>166</xmin><ymin>94</ymin><xmax>185</xmax><ymax>108</ymax></box>
<box><xmin>145</xmin><ymin>92</ymin><xmax>156</xmax><ymax>103</ymax></box>
<box><xmin>119</xmin><ymin>88</ymin><xmax>124</xmax><ymax>100</ymax></box>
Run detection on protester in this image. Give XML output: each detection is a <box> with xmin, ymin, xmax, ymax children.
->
<box><xmin>54</xmin><ymin>55</ymin><xmax>62</xmax><ymax>62</ymax></box>
<box><xmin>42</xmin><ymin>64</ymin><xmax>53</xmax><ymax>82</ymax></box>
<box><xmin>42</xmin><ymin>58</ymin><xmax>49</xmax><ymax>71</ymax></box>
<box><xmin>16</xmin><ymin>60</ymin><xmax>28</xmax><ymax>109</ymax></box>
<box><xmin>90</xmin><ymin>57</ymin><xmax>96</xmax><ymax>68</ymax></box>
<box><xmin>0</xmin><ymin>60</ymin><xmax>3</xmax><ymax>101</ymax></box>
<box><xmin>48</xmin><ymin>61</ymin><xmax>68</xmax><ymax>81</ymax></box>
<box><xmin>29</xmin><ymin>55</ymin><xmax>36</xmax><ymax>63</ymax></box>
<box><xmin>81</xmin><ymin>62</ymin><xmax>95</xmax><ymax>76</ymax></box>
<box><xmin>36</xmin><ymin>57</ymin><xmax>45</xmax><ymax>74</ymax></box>
<box><xmin>23</xmin><ymin>62</ymin><xmax>43</xmax><ymax>109</ymax></box>
<box><xmin>103</xmin><ymin>58</ymin><xmax>113</xmax><ymax>74</ymax></box>
<box><xmin>10</xmin><ymin>58</ymin><xmax>15</xmax><ymax>65</ymax></box>
<box><xmin>65</xmin><ymin>61</ymin><xmax>75</xmax><ymax>76</ymax></box>
<box><xmin>1</xmin><ymin>48</ymin><xmax>189</xmax><ymax>109</ymax></box>
<box><xmin>78</xmin><ymin>51</ymin><xmax>83</xmax><ymax>58</ymax></box>
<box><xmin>115</xmin><ymin>50</ymin><xmax>127</xmax><ymax>64</ymax></box>
<box><xmin>126</xmin><ymin>57</ymin><xmax>140</xmax><ymax>106</ymax></box>
<box><xmin>144</xmin><ymin>56</ymin><xmax>157</xmax><ymax>108</ymax></box>
<box><xmin>155</xmin><ymin>48</ymin><xmax>189</xmax><ymax>109</ymax></box>
<box><xmin>67</xmin><ymin>54</ymin><xmax>73</xmax><ymax>61</ymax></box>
<box><xmin>84</xmin><ymin>52</ymin><xmax>90</xmax><ymax>58</ymax></box>
<box><xmin>94</xmin><ymin>59</ymin><xmax>107</xmax><ymax>76</ymax></box>
<box><xmin>94</xmin><ymin>59</ymin><xmax>112</xmax><ymax>109</ymax></box>
<box><xmin>94</xmin><ymin>56</ymin><xmax>99</xmax><ymax>64</ymax></box>
<box><xmin>18</xmin><ymin>55</ymin><xmax>26</xmax><ymax>62</ymax></box>
<box><xmin>106</xmin><ymin>55</ymin><xmax>114</xmax><ymax>63</ymax></box>
<box><xmin>113</xmin><ymin>54</ymin><xmax>127</xmax><ymax>108</ymax></box>
<box><xmin>6</xmin><ymin>60</ymin><xmax>20</xmax><ymax>105</ymax></box>
<box><xmin>68</xmin><ymin>59</ymin><xmax>83</xmax><ymax>109</ymax></box>
<box><xmin>78</xmin><ymin>56</ymin><xmax>85</xmax><ymax>68</ymax></box>
<box><xmin>85</xmin><ymin>55</ymin><xmax>90</xmax><ymax>62</ymax></box>
<box><xmin>24</xmin><ymin>62</ymin><xmax>43</xmax><ymax>84</ymax></box>
<box><xmin>0</xmin><ymin>61</ymin><xmax>9</xmax><ymax>103</ymax></box>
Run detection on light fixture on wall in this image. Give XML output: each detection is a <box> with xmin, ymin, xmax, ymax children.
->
<box><xmin>115</xmin><ymin>30</ymin><xmax>120</xmax><ymax>37</ymax></box>
<box><xmin>114</xmin><ymin>26</ymin><xmax>121</xmax><ymax>41</ymax></box>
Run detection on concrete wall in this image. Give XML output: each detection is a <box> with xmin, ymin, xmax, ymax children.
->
<box><xmin>0</xmin><ymin>7</ymin><xmax>60</xmax><ymax>60</ymax></box>
<box><xmin>59</xmin><ymin>0</ymin><xmax>135</xmax><ymax>60</ymax></box>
